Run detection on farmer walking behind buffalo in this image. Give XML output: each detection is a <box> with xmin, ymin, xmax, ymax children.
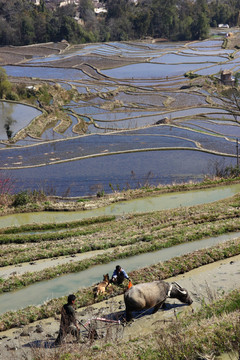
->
<box><xmin>111</xmin><ymin>265</ymin><xmax>130</xmax><ymax>285</ymax></box>
<box><xmin>54</xmin><ymin>294</ymin><xmax>80</xmax><ymax>346</ymax></box>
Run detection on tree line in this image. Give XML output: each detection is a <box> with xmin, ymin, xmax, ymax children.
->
<box><xmin>0</xmin><ymin>0</ymin><xmax>239</xmax><ymax>46</ymax></box>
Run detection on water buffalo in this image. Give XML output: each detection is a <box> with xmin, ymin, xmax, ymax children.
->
<box><xmin>124</xmin><ymin>280</ymin><xmax>193</xmax><ymax>322</ymax></box>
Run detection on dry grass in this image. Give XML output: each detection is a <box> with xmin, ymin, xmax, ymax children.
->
<box><xmin>26</xmin><ymin>309</ymin><xmax>240</xmax><ymax>360</ymax></box>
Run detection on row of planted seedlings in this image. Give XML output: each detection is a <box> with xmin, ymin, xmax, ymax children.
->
<box><xmin>1</xmin><ymin>212</ymin><xmax>240</xmax><ymax>292</ymax></box>
<box><xmin>0</xmin><ymin>236</ymin><xmax>240</xmax><ymax>332</ymax></box>
<box><xmin>0</xmin><ymin>215</ymin><xmax>116</xmax><ymax>236</ymax></box>
<box><xmin>1</xmin><ymin>191</ymin><xmax>240</xmax><ymax>268</ymax></box>
<box><xmin>1</xmin><ymin>193</ymin><xmax>240</xmax><ymax>282</ymax></box>
<box><xmin>0</xmin><ymin>215</ymin><xmax>116</xmax><ymax>266</ymax></box>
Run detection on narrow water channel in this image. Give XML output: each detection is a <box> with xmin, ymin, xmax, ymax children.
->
<box><xmin>1</xmin><ymin>183</ymin><xmax>240</xmax><ymax>228</ymax></box>
<box><xmin>0</xmin><ymin>231</ymin><xmax>239</xmax><ymax>314</ymax></box>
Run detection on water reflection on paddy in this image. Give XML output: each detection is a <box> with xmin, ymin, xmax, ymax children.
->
<box><xmin>0</xmin><ymin>125</ymin><xmax>237</xmax><ymax>168</ymax></box>
<box><xmin>0</xmin><ymin>102</ymin><xmax>42</xmax><ymax>141</ymax></box>
<box><xmin>190</xmin><ymin>40</ymin><xmax>223</xmax><ymax>47</ymax></box>
<box><xmin>196</xmin><ymin>62</ymin><xmax>239</xmax><ymax>75</ymax></box>
<box><xmin>93</xmin><ymin>110</ymin><xmax>160</xmax><ymax>121</ymax></box>
<box><xmin>94</xmin><ymin>116</ymin><xmax>169</xmax><ymax>129</ymax></box>
<box><xmin>4</xmin><ymin>150</ymin><xmax>236</xmax><ymax>196</ymax></box>
<box><xmin>180</xmin><ymin>49</ymin><xmax>234</xmax><ymax>55</ymax></box>
<box><xmin>101</xmin><ymin>62</ymin><xmax>217</xmax><ymax>79</ymax></box>
<box><xmin>151</xmin><ymin>53</ymin><xmax>226</xmax><ymax>64</ymax></box>
<box><xmin>70</xmin><ymin>105</ymin><xmax>108</xmax><ymax>115</ymax></box>
<box><xmin>3</xmin><ymin>37</ymin><xmax>240</xmax><ymax>196</ymax></box>
<box><xmin>180</xmin><ymin>119</ymin><xmax>240</xmax><ymax>138</ymax></box>
<box><xmin>90</xmin><ymin>107</ymin><xmax>227</xmax><ymax>127</ymax></box>
<box><xmin>4</xmin><ymin>66</ymin><xmax>91</xmax><ymax>81</ymax></box>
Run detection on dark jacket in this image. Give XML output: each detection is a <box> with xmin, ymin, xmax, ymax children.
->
<box><xmin>60</xmin><ymin>303</ymin><xmax>77</xmax><ymax>331</ymax></box>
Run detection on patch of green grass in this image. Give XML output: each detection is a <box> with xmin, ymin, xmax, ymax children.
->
<box><xmin>77</xmin><ymin>198</ymin><xmax>89</xmax><ymax>203</ymax></box>
<box><xmin>0</xmin><ymin>215</ymin><xmax>115</xmax><ymax>236</ymax></box>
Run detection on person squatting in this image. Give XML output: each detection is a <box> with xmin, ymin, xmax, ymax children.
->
<box><xmin>110</xmin><ymin>265</ymin><xmax>130</xmax><ymax>285</ymax></box>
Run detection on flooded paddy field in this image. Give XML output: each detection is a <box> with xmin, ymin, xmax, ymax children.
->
<box><xmin>2</xmin><ymin>150</ymin><xmax>236</xmax><ymax>196</ymax></box>
<box><xmin>0</xmin><ymin>32</ymin><xmax>240</xmax><ymax>196</ymax></box>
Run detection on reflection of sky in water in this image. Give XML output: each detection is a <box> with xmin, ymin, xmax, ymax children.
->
<box><xmin>180</xmin><ymin>123</ymin><xmax>217</xmax><ymax>135</ymax></box>
<box><xmin>28</xmin><ymin>41</ymin><xmax>186</xmax><ymax>63</ymax></box>
<box><xmin>5</xmin><ymin>150</ymin><xmax>236</xmax><ymax>197</ymax></box>
<box><xmin>91</xmin><ymin>107</ymin><xmax>228</xmax><ymax>123</ymax></box>
<box><xmin>180</xmin><ymin>119</ymin><xmax>240</xmax><ymax>138</ymax></box>
<box><xmin>151</xmin><ymin>53</ymin><xmax>227</xmax><ymax>64</ymax></box>
<box><xmin>94</xmin><ymin>110</ymin><xmax>159</xmax><ymax>121</ymax></box>
<box><xmin>135</xmin><ymin>42</ymin><xmax>187</xmax><ymax>50</ymax></box>
<box><xmin>196</xmin><ymin>62</ymin><xmax>239</xmax><ymax>75</ymax></box>
<box><xmin>76</xmin><ymin>86</ymin><xmax>88</xmax><ymax>94</ymax></box>
<box><xmin>121</xmin><ymin>79</ymin><xmax>183</xmax><ymax>86</ymax></box>
<box><xmin>59</xmin><ymin>82</ymin><xmax>72</xmax><ymax>90</ymax></box>
<box><xmin>0</xmin><ymin>102</ymin><xmax>41</xmax><ymax>140</ymax></box>
<box><xmin>3</xmin><ymin>66</ymin><xmax>90</xmax><ymax>80</ymax></box>
<box><xmin>169</xmin><ymin>107</ymin><xmax>228</xmax><ymax>117</ymax></box>
<box><xmin>189</xmin><ymin>40</ymin><xmax>223</xmax><ymax>47</ymax></box>
<box><xmin>206</xmin><ymin>113</ymin><xmax>234</xmax><ymax>120</ymax></box>
<box><xmin>101</xmin><ymin>62</ymin><xmax>217</xmax><ymax>79</ymax></box>
<box><xmin>95</xmin><ymin>115</ymin><xmax>165</xmax><ymax>129</ymax></box>
<box><xmin>0</xmin><ymin>125</ymin><xmax>236</xmax><ymax>168</ymax></box>
<box><xmin>71</xmin><ymin>106</ymin><xmax>108</xmax><ymax>115</ymax></box>
<box><xmin>180</xmin><ymin>49</ymin><xmax>234</xmax><ymax>55</ymax></box>
<box><xmin>2</xmin><ymin>38</ymin><xmax>239</xmax><ymax>194</ymax></box>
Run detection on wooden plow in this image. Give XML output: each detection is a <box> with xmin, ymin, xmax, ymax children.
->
<box><xmin>78</xmin><ymin>317</ymin><xmax>124</xmax><ymax>342</ymax></box>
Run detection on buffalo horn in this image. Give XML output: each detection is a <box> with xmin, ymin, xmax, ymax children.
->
<box><xmin>172</xmin><ymin>281</ymin><xmax>187</xmax><ymax>295</ymax></box>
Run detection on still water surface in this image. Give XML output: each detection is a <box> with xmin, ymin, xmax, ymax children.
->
<box><xmin>1</xmin><ymin>183</ymin><xmax>240</xmax><ymax>228</ymax></box>
<box><xmin>0</xmin><ymin>102</ymin><xmax>41</xmax><ymax>141</ymax></box>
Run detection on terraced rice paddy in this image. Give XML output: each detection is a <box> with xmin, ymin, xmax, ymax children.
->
<box><xmin>0</xmin><ymin>33</ymin><xmax>240</xmax><ymax>196</ymax></box>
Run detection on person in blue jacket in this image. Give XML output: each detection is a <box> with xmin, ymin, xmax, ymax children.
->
<box><xmin>111</xmin><ymin>265</ymin><xmax>129</xmax><ymax>285</ymax></box>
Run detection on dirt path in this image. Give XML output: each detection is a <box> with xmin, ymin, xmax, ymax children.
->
<box><xmin>0</xmin><ymin>248</ymin><xmax>115</xmax><ymax>280</ymax></box>
<box><xmin>1</xmin><ymin>255</ymin><xmax>240</xmax><ymax>359</ymax></box>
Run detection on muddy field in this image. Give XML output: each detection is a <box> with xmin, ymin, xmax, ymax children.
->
<box><xmin>1</xmin><ymin>255</ymin><xmax>239</xmax><ymax>360</ymax></box>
